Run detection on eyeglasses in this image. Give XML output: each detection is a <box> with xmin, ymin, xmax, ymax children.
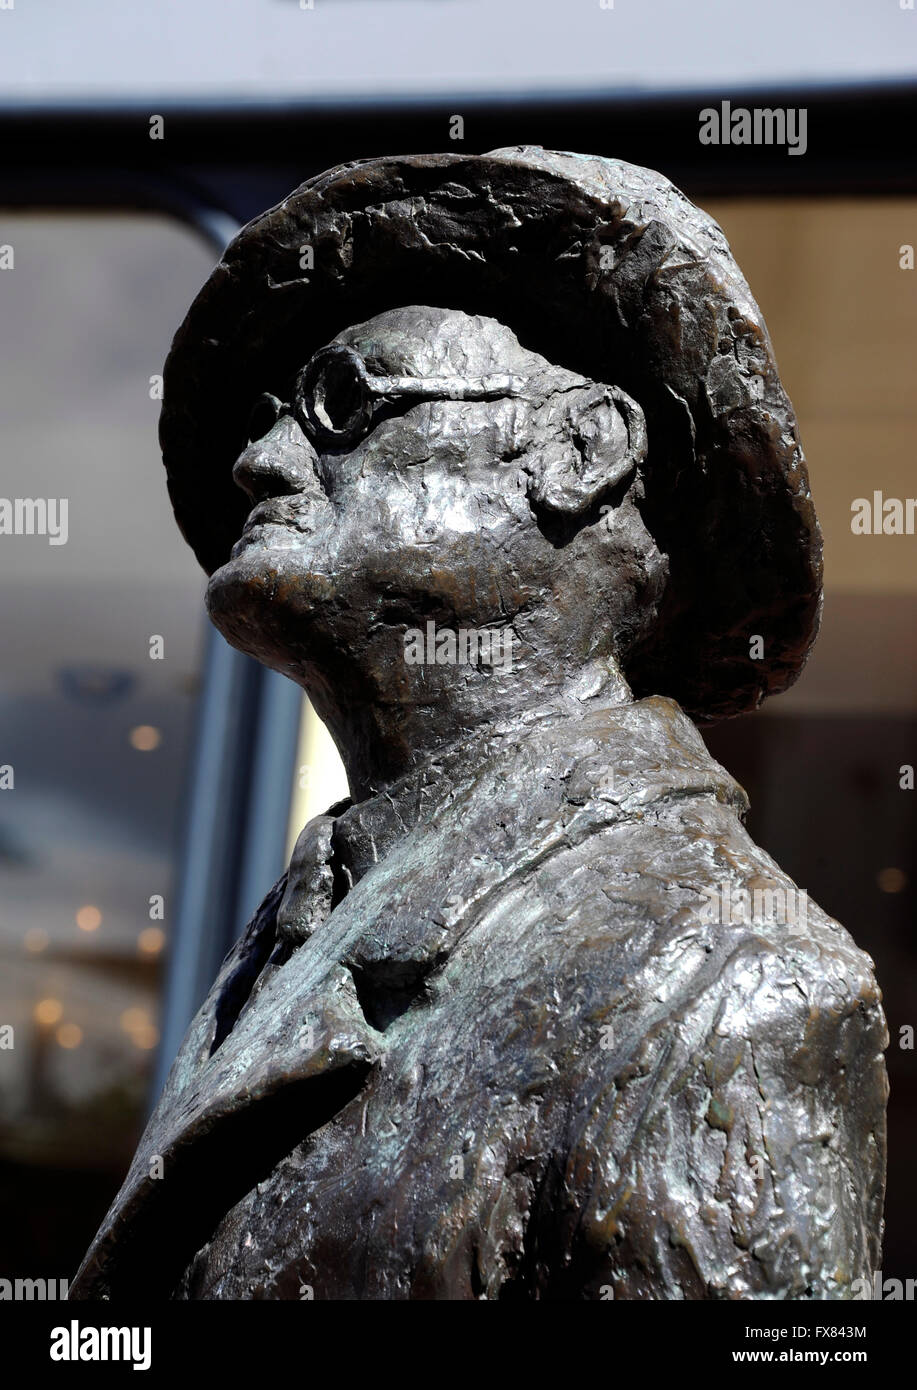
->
<box><xmin>246</xmin><ymin>343</ymin><xmax>534</xmax><ymax>452</ymax></box>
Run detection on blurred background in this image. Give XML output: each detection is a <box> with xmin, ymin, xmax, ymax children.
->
<box><xmin>0</xmin><ymin>0</ymin><xmax>915</xmax><ymax>1291</ymax></box>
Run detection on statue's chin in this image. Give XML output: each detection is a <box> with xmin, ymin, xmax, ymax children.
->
<box><xmin>206</xmin><ymin>546</ymin><xmax>346</xmax><ymax>674</ymax></box>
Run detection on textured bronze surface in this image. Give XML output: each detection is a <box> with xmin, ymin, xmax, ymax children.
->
<box><xmin>72</xmin><ymin>149</ymin><xmax>885</xmax><ymax>1301</ymax></box>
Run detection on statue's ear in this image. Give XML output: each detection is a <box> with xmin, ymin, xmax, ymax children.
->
<box><xmin>525</xmin><ymin>385</ymin><xmax>647</xmax><ymax>516</ymax></box>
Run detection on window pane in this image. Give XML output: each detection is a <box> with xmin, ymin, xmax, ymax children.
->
<box><xmin>0</xmin><ymin>212</ymin><xmax>216</xmax><ymax>1280</ymax></box>
<box><xmin>701</xmin><ymin>195</ymin><xmax>917</xmax><ymax>1283</ymax></box>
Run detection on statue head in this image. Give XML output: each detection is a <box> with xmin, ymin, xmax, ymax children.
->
<box><xmin>206</xmin><ymin>302</ymin><xmax>666</xmax><ymax>783</ymax></box>
<box><xmin>160</xmin><ymin>148</ymin><xmax>823</xmax><ymax>790</ymax></box>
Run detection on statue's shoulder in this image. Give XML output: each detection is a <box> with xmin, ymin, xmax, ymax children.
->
<box><xmin>588</xmin><ymin>837</ymin><xmax>883</xmax><ymax>1056</ymax></box>
<box><xmin>558</xmin><ymin>856</ymin><xmax>887</xmax><ymax>1299</ymax></box>
<box><xmin>696</xmin><ymin>905</ymin><xmax>886</xmax><ymax>1082</ymax></box>
<box><xmin>540</xmin><ymin>790</ymin><xmax>886</xmax><ymax>1108</ymax></box>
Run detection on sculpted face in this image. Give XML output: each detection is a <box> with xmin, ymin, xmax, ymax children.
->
<box><xmin>206</xmin><ymin>305</ymin><xmax>663</xmax><ymax>756</ymax></box>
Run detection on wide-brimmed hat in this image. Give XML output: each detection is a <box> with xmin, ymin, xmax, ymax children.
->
<box><xmin>160</xmin><ymin>146</ymin><xmax>822</xmax><ymax>721</ymax></box>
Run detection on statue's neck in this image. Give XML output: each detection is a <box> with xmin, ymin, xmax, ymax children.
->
<box><xmin>317</xmin><ymin>650</ymin><xmax>634</xmax><ymax>806</ymax></box>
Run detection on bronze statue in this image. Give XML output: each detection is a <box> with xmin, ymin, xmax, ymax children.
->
<box><xmin>72</xmin><ymin>148</ymin><xmax>887</xmax><ymax>1300</ymax></box>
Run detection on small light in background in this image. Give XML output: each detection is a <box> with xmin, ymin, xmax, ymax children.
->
<box><xmin>120</xmin><ymin>1007</ymin><xmax>159</xmax><ymax>1051</ymax></box>
<box><xmin>120</xmin><ymin>1007</ymin><xmax>151</xmax><ymax>1035</ymax></box>
<box><xmin>131</xmin><ymin>1023</ymin><xmax>160</xmax><ymax>1051</ymax></box>
<box><xmin>877</xmin><ymin>867</ymin><xmax>908</xmax><ymax>894</ymax></box>
<box><xmin>56</xmin><ymin>1023</ymin><xmax>83</xmax><ymax>1049</ymax></box>
<box><xmin>129</xmin><ymin>725</ymin><xmax>161</xmax><ymax>752</ymax></box>
<box><xmin>34</xmin><ymin>997</ymin><xmax>63</xmax><ymax>1026</ymax></box>
<box><xmin>137</xmin><ymin>926</ymin><xmax>165</xmax><ymax>957</ymax></box>
<box><xmin>76</xmin><ymin>904</ymin><xmax>102</xmax><ymax>932</ymax></box>
<box><xmin>23</xmin><ymin>927</ymin><xmax>49</xmax><ymax>954</ymax></box>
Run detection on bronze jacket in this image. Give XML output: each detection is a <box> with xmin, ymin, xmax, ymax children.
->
<box><xmin>71</xmin><ymin>696</ymin><xmax>887</xmax><ymax>1300</ymax></box>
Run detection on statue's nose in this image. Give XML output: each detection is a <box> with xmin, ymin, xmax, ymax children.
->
<box><xmin>232</xmin><ymin>415</ymin><xmax>321</xmax><ymax>505</ymax></box>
